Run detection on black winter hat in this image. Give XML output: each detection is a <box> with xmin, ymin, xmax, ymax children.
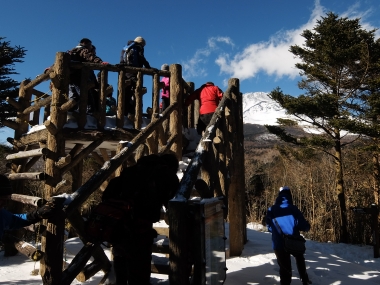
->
<box><xmin>0</xmin><ymin>175</ymin><xmax>13</xmax><ymax>196</ymax></box>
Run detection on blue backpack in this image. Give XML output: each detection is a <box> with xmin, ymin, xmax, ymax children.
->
<box><xmin>120</xmin><ymin>41</ymin><xmax>139</xmax><ymax>66</ymax></box>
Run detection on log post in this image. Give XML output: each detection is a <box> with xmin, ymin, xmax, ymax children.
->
<box><xmin>44</xmin><ymin>103</ymin><xmax>51</xmax><ymax>121</ymax></box>
<box><xmin>194</xmin><ymin>98</ymin><xmax>200</xmax><ymax>131</ymax></box>
<box><xmin>169</xmin><ymin>199</ymin><xmax>190</xmax><ymax>285</ymax></box>
<box><xmin>32</xmin><ymin>108</ymin><xmax>41</xmax><ymax>126</ymax></box>
<box><xmin>186</xmin><ymin>82</ymin><xmax>195</xmax><ymax>128</ymax></box>
<box><xmin>41</xmin><ymin>52</ymin><xmax>70</xmax><ymax>285</ymax></box>
<box><xmin>169</xmin><ymin>64</ymin><xmax>183</xmax><ymax>161</ymax></box>
<box><xmin>135</xmin><ymin>71</ymin><xmax>143</xmax><ymax>129</ymax></box>
<box><xmin>116</xmin><ymin>69</ymin><xmax>125</xmax><ymax>128</ymax></box>
<box><xmin>225</xmin><ymin>78</ymin><xmax>246</xmax><ymax>256</ymax></box>
<box><xmin>98</xmin><ymin>70</ymin><xmax>108</xmax><ymax>130</ymax></box>
<box><xmin>152</xmin><ymin>73</ymin><xmax>161</xmax><ymax>153</ymax></box>
<box><xmin>78</xmin><ymin>67</ymin><xmax>90</xmax><ymax>129</ymax></box>
<box><xmin>216</xmin><ymin>122</ymin><xmax>229</xmax><ymax>219</ymax></box>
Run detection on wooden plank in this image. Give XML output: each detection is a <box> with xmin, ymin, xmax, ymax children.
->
<box><xmin>151</xmin><ymin>255</ymin><xmax>170</xmax><ymax>275</ymax></box>
<box><xmin>152</xmin><ymin>236</ymin><xmax>170</xmax><ymax>254</ymax></box>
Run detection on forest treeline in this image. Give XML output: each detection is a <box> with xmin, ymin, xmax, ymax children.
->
<box><xmin>244</xmin><ymin>137</ymin><xmax>376</xmax><ymax>245</ymax></box>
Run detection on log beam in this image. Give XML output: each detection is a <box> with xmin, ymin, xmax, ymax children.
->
<box><xmin>23</xmin><ymin>96</ymin><xmax>52</xmax><ymax>115</ymax></box>
<box><xmin>6</xmin><ymin>97</ymin><xmax>22</xmax><ymax>110</ymax></box>
<box><xmin>61</xmin><ymin>138</ymin><xmax>104</xmax><ymax>174</ymax></box>
<box><xmin>8</xmin><ymin>172</ymin><xmax>49</xmax><ymax>181</ymax></box>
<box><xmin>60</xmin><ymin>243</ymin><xmax>96</xmax><ymax>285</ymax></box>
<box><xmin>3</xmin><ymin>119</ymin><xmax>20</xmax><ymax>130</ymax></box>
<box><xmin>9</xmin><ymin>194</ymin><xmax>46</xmax><ymax>207</ymax></box>
<box><xmin>6</xmin><ymin>148</ymin><xmax>54</xmax><ymax>161</ymax></box>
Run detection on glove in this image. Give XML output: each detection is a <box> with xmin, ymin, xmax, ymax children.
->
<box><xmin>101</xmin><ymin>62</ymin><xmax>109</xmax><ymax>65</ymax></box>
<box><xmin>26</xmin><ymin>197</ymin><xmax>66</xmax><ymax>221</ymax></box>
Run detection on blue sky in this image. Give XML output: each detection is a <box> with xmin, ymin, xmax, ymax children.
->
<box><xmin>1</xmin><ymin>0</ymin><xmax>380</xmax><ymax>143</ymax></box>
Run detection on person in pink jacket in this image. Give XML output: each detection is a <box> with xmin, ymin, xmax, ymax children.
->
<box><xmin>185</xmin><ymin>82</ymin><xmax>223</xmax><ymax>134</ymax></box>
<box><xmin>160</xmin><ymin>64</ymin><xmax>170</xmax><ymax>112</ymax></box>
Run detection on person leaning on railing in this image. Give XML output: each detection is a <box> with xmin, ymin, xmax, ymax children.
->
<box><xmin>0</xmin><ymin>174</ymin><xmax>64</xmax><ymax>239</ymax></box>
<box><xmin>66</xmin><ymin>38</ymin><xmax>109</xmax><ymax>114</ymax></box>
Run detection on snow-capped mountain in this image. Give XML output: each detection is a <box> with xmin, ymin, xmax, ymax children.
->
<box><xmin>242</xmin><ymin>92</ymin><xmax>287</xmax><ymax>125</ymax></box>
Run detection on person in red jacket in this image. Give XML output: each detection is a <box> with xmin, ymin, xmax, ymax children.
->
<box><xmin>185</xmin><ymin>82</ymin><xmax>223</xmax><ymax>135</ymax></box>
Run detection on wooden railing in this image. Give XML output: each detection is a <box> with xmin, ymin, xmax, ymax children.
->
<box><xmin>4</xmin><ymin>51</ymin><xmax>246</xmax><ymax>285</ymax></box>
<box><xmin>168</xmin><ymin>78</ymin><xmax>246</xmax><ymax>284</ymax></box>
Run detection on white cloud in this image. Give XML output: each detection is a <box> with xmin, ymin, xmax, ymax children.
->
<box><xmin>182</xmin><ymin>0</ymin><xmax>380</xmax><ymax>83</ymax></box>
<box><xmin>216</xmin><ymin>0</ymin><xmax>325</xmax><ymax>81</ymax></box>
<box><xmin>341</xmin><ymin>2</ymin><xmax>380</xmax><ymax>38</ymax></box>
<box><xmin>182</xmin><ymin>36</ymin><xmax>234</xmax><ymax>79</ymax></box>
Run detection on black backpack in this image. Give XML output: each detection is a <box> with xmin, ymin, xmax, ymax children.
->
<box><xmin>67</xmin><ymin>46</ymin><xmax>85</xmax><ymax>62</ymax></box>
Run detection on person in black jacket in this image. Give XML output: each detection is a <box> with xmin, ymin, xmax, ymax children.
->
<box><xmin>102</xmin><ymin>153</ymin><xmax>179</xmax><ymax>285</ymax></box>
<box><xmin>67</xmin><ymin>38</ymin><xmax>109</xmax><ymax>114</ymax></box>
<box><xmin>266</xmin><ymin>186</ymin><xmax>312</xmax><ymax>285</ymax></box>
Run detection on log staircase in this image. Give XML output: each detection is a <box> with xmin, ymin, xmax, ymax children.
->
<box><xmin>3</xmin><ymin>51</ymin><xmax>246</xmax><ymax>285</ymax></box>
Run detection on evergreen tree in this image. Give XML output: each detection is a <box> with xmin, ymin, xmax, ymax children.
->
<box><xmin>266</xmin><ymin>12</ymin><xmax>380</xmax><ymax>243</ymax></box>
<box><xmin>0</xmin><ymin>37</ymin><xmax>26</xmax><ymax>127</ymax></box>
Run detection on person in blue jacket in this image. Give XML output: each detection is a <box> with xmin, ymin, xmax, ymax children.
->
<box><xmin>0</xmin><ymin>174</ymin><xmax>60</xmax><ymax>239</ymax></box>
<box><xmin>266</xmin><ymin>186</ymin><xmax>311</xmax><ymax>285</ymax></box>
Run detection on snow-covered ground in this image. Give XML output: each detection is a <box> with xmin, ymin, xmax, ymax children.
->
<box><xmin>1</xmin><ymin>222</ymin><xmax>379</xmax><ymax>285</ymax></box>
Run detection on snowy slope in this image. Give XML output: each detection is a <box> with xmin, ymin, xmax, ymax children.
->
<box><xmin>242</xmin><ymin>92</ymin><xmax>288</xmax><ymax>125</ymax></box>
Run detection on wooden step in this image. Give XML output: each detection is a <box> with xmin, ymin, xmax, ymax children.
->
<box><xmin>151</xmin><ymin>255</ymin><xmax>170</xmax><ymax>275</ymax></box>
<box><xmin>154</xmin><ymin>226</ymin><xmax>169</xmax><ymax>237</ymax></box>
<box><xmin>152</xmin><ymin>236</ymin><xmax>169</xmax><ymax>254</ymax></box>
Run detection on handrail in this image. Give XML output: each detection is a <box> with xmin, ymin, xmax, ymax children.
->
<box><xmin>175</xmin><ymin>94</ymin><xmax>229</xmax><ymax>200</ymax></box>
<box><xmin>63</xmin><ymin>102</ymin><xmax>178</xmax><ymax>216</ymax></box>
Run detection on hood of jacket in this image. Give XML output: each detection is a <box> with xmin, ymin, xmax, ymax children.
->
<box><xmin>274</xmin><ymin>190</ymin><xmax>293</xmax><ymax>207</ymax></box>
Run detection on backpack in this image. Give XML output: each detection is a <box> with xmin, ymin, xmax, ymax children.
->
<box><xmin>120</xmin><ymin>42</ymin><xmax>140</xmax><ymax>66</ymax></box>
<box><xmin>67</xmin><ymin>46</ymin><xmax>85</xmax><ymax>62</ymax></box>
<box><xmin>84</xmin><ymin>198</ymin><xmax>134</xmax><ymax>244</ymax></box>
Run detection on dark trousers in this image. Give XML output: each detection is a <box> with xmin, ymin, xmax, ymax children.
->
<box><xmin>274</xmin><ymin>249</ymin><xmax>309</xmax><ymax>284</ymax></box>
<box><xmin>161</xmin><ymin>97</ymin><xmax>170</xmax><ymax>112</ymax></box>
<box><xmin>196</xmin><ymin>113</ymin><xmax>214</xmax><ymax>135</ymax></box>
<box><xmin>112</xmin><ymin>222</ymin><xmax>155</xmax><ymax>285</ymax></box>
<box><xmin>68</xmin><ymin>84</ymin><xmax>98</xmax><ymax>113</ymax></box>
<box><xmin>124</xmin><ymin>75</ymin><xmax>137</xmax><ymax>116</ymax></box>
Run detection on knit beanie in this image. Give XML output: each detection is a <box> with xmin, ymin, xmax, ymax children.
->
<box><xmin>134</xmin><ymin>36</ymin><xmax>146</xmax><ymax>46</ymax></box>
<box><xmin>0</xmin><ymin>174</ymin><xmax>13</xmax><ymax>196</ymax></box>
<box><xmin>279</xmin><ymin>186</ymin><xmax>290</xmax><ymax>192</ymax></box>
<box><xmin>161</xmin><ymin>64</ymin><xmax>169</xmax><ymax>71</ymax></box>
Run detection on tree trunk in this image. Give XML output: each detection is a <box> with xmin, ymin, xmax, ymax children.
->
<box><xmin>334</xmin><ymin>138</ymin><xmax>348</xmax><ymax>243</ymax></box>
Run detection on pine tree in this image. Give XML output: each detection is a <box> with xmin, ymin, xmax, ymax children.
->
<box><xmin>266</xmin><ymin>12</ymin><xmax>380</xmax><ymax>243</ymax></box>
<box><xmin>0</xmin><ymin>37</ymin><xmax>26</xmax><ymax>127</ymax></box>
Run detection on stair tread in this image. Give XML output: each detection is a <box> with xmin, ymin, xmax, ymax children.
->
<box><xmin>152</xmin><ymin>236</ymin><xmax>169</xmax><ymax>254</ymax></box>
<box><xmin>151</xmin><ymin>254</ymin><xmax>169</xmax><ymax>274</ymax></box>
